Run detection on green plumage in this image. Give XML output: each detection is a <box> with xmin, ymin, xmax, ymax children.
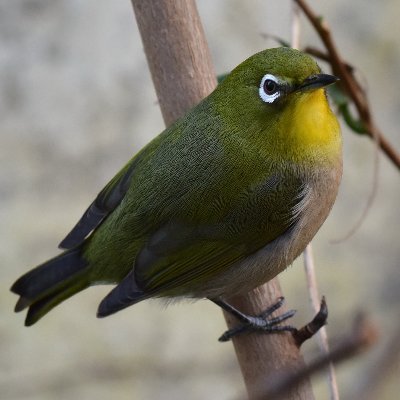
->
<box><xmin>11</xmin><ymin>47</ymin><xmax>342</xmax><ymax>325</ymax></box>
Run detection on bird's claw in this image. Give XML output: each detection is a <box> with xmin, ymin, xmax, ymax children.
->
<box><xmin>218</xmin><ymin>297</ymin><xmax>296</xmax><ymax>342</ymax></box>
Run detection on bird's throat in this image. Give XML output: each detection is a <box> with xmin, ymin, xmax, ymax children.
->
<box><xmin>284</xmin><ymin>89</ymin><xmax>341</xmax><ymax>163</ymax></box>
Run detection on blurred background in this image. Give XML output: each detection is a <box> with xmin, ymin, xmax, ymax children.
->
<box><xmin>1</xmin><ymin>1</ymin><xmax>399</xmax><ymax>399</ymax></box>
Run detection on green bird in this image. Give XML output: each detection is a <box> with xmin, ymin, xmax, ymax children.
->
<box><xmin>11</xmin><ymin>47</ymin><xmax>342</xmax><ymax>337</ymax></box>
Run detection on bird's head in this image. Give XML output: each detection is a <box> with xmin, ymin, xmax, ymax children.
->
<box><xmin>213</xmin><ymin>47</ymin><xmax>340</xmax><ymax>162</ymax></box>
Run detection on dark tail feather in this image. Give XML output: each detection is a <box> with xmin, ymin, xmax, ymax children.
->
<box><xmin>97</xmin><ymin>270</ymin><xmax>147</xmax><ymax>318</ymax></box>
<box><xmin>11</xmin><ymin>248</ymin><xmax>89</xmax><ymax>326</ymax></box>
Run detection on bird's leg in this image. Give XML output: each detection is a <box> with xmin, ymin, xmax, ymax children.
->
<box><xmin>210</xmin><ymin>296</ymin><xmax>296</xmax><ymax>342</ymax></box>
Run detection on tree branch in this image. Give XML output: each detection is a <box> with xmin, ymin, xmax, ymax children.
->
<box><xmin>131</xmin><ymin>0</ymin><xmax>216</xmax><ymax>126</ymax></box>
<box><xmin>131</xmin><ymin>1</ymin><xmax>314</xmax><ymax>399</ymax></box>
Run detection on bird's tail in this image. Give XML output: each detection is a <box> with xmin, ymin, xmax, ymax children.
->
<box><xmin>11</xmin><ymin>247</ymin><xmax>89</xmax><ymax>326</ymax></box>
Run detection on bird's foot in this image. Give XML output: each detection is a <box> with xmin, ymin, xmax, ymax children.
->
<box><xmin>211</xmin><ymin>297</ymin><xmax>296</xmax><ymax>342</ymax></box>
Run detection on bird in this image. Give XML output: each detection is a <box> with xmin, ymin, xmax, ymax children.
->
<box><xmin>11</xmin><ymin>47</ymin><xmax>342</xmax><ymax>338</ymax></box>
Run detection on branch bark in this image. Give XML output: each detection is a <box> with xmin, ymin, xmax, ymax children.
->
<box><xmin>131</xmin><ymin>0</ymin><xmax>216</xmax><ymax>125</ymax></box>
<box><xmin>131</xmin><ymin>1</ymin><xmax>314</xmax><ymax>398</ymax></box>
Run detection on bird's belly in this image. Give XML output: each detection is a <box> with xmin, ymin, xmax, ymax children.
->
<box><xmin>190</xmin><ymin>165</ymin><xmax>342</xmax><ymax>299</ymax></box>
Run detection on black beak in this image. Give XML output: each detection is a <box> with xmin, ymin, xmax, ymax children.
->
<box><xmin>297</xmin><ymin>73</ymin><xmax>339</xmax><ymax>92</ymax></box>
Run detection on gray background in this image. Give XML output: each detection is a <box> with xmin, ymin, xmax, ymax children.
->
<box><xmin>1</xmin><ymin>1</ymin><xmax>399</xmax><ymax>399</ymax></box>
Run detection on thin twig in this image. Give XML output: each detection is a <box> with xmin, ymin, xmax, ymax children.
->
<box><xmin>346</xmin><ymin>321</ymin><xmax>400</xmax><ymax>400</ymax></box>
<box><xmin>303</xmin><ymin>246</ymin><xmax>340</xmax><ymax>400</ymax></box>
<box><xmin>303</xmin><ymin>46</ymin><xmax>354</xmax><ymax>73</ymax></box>
<box><xmin>291</xmin><ymin>2</ymin><xmax>301</xmax><ymax>50</ymax></box>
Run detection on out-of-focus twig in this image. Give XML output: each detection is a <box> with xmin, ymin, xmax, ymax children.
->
<box><xmin>303</xmin><ymin>46</ymin><xmax>354</xmax><ymax>74</ymax></box>
<box><xmin>294</xmin><ymin>0</ymin><xmax>400</xmax><ymax>171</ymax></box>
<box><xmin>255</xmin><ymin>313</ymin><xmax>378</xmax><ymax>400</ymax></box>
<box><xmin>346</xmin><ymin>321</ymin><xmax>400</xmax><ymax>400</ymax></box>
<box><xmin>291</xmin><ymin>2</ymin><xmax>301</xmax><ymax>50</ymax></box>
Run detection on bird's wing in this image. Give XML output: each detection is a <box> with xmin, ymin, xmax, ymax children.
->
<box><xmin>134</xmin><ymin>225</ymin><xmax>253</xmax><ymax>294</ymax></box>
<box><xmin>97</xmin><ymin>175</ymin><xmax>310</xmax><ymax>318</ymax></box>
<box><xmin>59</xmin><ymin>154</ymin><xmax>142</xmax><ymax>249</ymax></box>
<box><xmin>96</xmin><ymin>225</ymin><xmax>248</xmax><ymax>317</ymax></box>
<box><xmin>97</xmin><ymin>175</ymin><xmax>311</xmax><ymax>317</ymax></box>
<box><xmin>133</xmin><ymin>175</ymin><xmax>309</xmax><ymax>294</ymax></box>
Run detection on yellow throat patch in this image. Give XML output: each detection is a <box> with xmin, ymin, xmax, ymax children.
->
<box><xmin>284</xmin><ymin>89</ymin><xmax>341</xmax><ymax>163</ymax></box>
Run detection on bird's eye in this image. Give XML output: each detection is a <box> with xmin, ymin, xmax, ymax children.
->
<box><xmin>259</xmin><ymin>74</ymin><xmax>281</xmax><ymax>104</ymax></box>
<box><xmin>263</xmin><ymin>79</ymin><xmax>277</xmax><ymax>94</ymax></box>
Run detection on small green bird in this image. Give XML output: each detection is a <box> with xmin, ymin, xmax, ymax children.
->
<box><xmin>11</xmin><ymin>48</ymin><xmax>342</xmax><ymax>336</ymax></box>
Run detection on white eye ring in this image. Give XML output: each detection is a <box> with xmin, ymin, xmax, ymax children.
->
<box><xmin>259</xmin><ymin>74</ymin><xmax>281</xmax><ymax>103</ymax></box>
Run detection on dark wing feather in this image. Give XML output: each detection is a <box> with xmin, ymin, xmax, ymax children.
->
<box><xmin>96</xmin><ymin>269</ymin><xmax>147</xmax><ymax>317</ymax></box>
<box><xmin>59</xmin><ymin>156</ymin><xmax>140</xmax><ymax>249</ymax></box>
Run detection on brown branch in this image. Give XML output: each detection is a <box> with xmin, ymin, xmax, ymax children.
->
<box><xmin>256</xmin><ymin>313</ymin><xmax>378</xmax><ymax>400</ymax></box>
<box><xmin>131</xmin><ymin>1</ymin><xmax>314</xmax><ymax>399</ymax></box>
<box><xmin>294</xmin><ymin>0</ymin><xmax>400</xmax><ymax>171</ymax></box>
<box><xmin>347</xmin><ymin>321</ymin><xmax>400</xmax><ymax>400</ymax></box>
<box><xmin>224</xmin><ymin>281</ymin><xmax>315</xmax><ymax>399</ymax></box>
<box><xmin>131</xmin><ymin>0</ymin><xmax>216</xmax><ymax>126</ymax></box>
<box><xmin>303</xmin><ymin>46</ymin><xmax>354</xmax><ymax>73</ymax></box>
